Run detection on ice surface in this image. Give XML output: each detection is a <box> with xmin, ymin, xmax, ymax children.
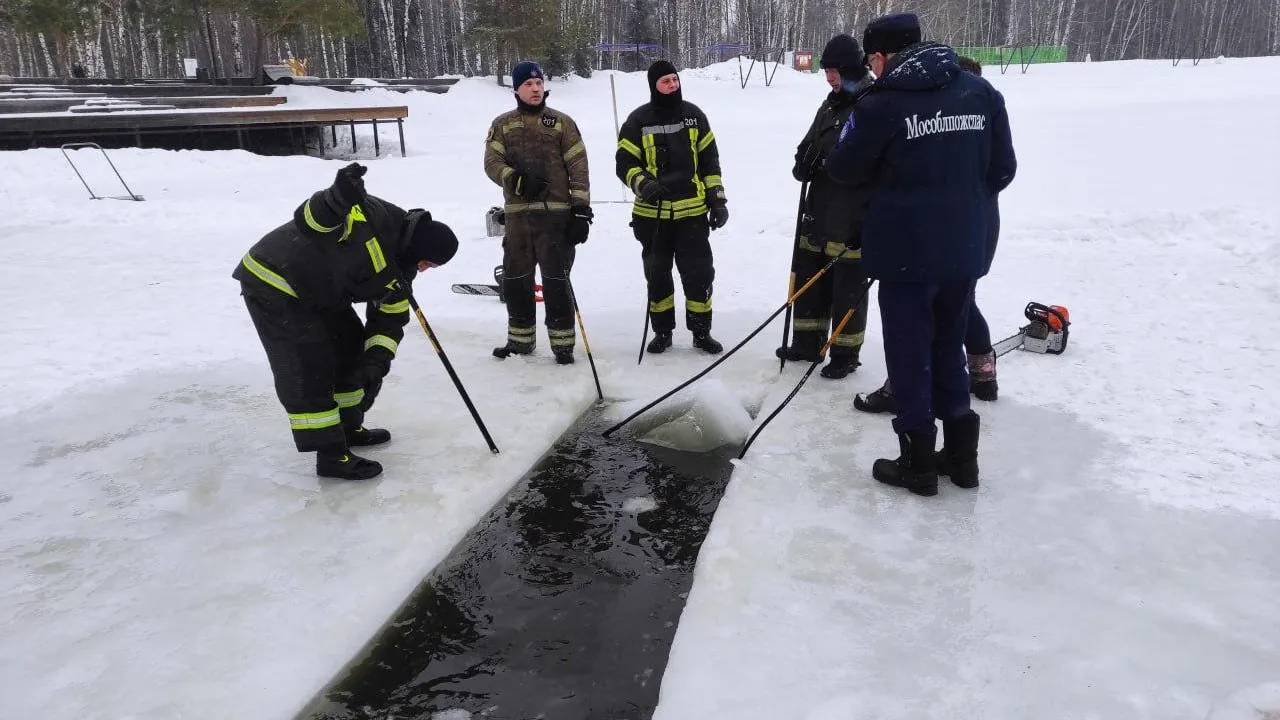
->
<box><xmin>1207</xmin><ymin>683</ymin><xmax>1280</xmax><ymax>719</ymax></box>
<box><xmin>1</xmin><ymin>55</ymin><xmax>1278</xmax><ymax>720</ymax></box>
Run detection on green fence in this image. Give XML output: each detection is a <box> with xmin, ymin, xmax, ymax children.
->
<box><xmin>953</xmin><ymin>45</ymin><xmax>1069</xmax><ymax>66</ymax></box>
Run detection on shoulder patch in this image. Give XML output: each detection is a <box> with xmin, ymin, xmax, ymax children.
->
<box><xmin>541</xmin><ymin>115</ymin><xmax>558</xmax><ymax>128</ymax></box>
<box><xmin>839</xmin><ymin>112</ymin><xmax>856</xmax><ymax>141</ymax></box>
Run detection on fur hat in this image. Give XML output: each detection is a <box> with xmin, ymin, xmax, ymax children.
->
<box><xmin>820</xmin><ymin>34</ymin><xmax>868</xmax><ymax>81</ymax></box>
<box><xmin>863</xmin><ymin>13</ymin><xmax>922</xmax><ymax>56</ymax></box>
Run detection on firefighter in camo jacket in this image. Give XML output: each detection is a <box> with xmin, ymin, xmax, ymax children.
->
<box><xmin>484</xmin><ymin>60</ymin><xmax>592</xmax><ymax>364</ymax></box>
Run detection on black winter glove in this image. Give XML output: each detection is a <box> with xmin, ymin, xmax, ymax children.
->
<box><xmin>708</xmin><ymin>205</ymin><xmax>729</xmax><ymax>230</ymax></box>
<box><xmin>638</xmin><ymin>178</ymin><xmax>670</xmax><ymax>204</ymax></box>
<box><xmin>358</xmin><ymin>377</ymin><xmax>382</xmax><ymax>412</ymax></box>
<box><xmin>566</xmin><ymin>206</ymin><xmax>593</xmax><ymax>245</ymax></box>
<box><xmin>512</xmin><ymin>170</ymin><xmax>549</xmax><ymax>200</ymax></box>
<box><xmin>792</xmin><ymin>148</ymin><xmax>824</xmax><ymax>182</ymax></box>
<box><xmin>331</xmin><ymin>162</ymin><xmax>367</xmax><ymax>208</ymax></box>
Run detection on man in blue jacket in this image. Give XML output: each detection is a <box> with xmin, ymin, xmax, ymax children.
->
<box><xmin>826</xmin><ymin>13</ymin><xmax>1016</xmax><ymax>496</ymax></box>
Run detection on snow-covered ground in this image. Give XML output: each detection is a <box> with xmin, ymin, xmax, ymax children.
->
<box><xmin>2</xmin><ymin>55</ymin><xmax>1278</xmax><ymax>720</ymax></box>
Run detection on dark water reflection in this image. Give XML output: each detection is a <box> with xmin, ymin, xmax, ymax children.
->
<box><xmin>297</xmin><ymin>406</ymin><xmax>737</xmax><ymax>720</ymax></box>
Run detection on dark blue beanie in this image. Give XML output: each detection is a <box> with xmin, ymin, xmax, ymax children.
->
<box><xmin>512</xmin><ymin>61</ymin><xmax>544</xmax><ymax>90</ymax></box>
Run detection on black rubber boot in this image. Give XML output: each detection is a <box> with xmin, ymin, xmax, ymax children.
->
<box><xmin>968</xmin><ymin>351</ymin><xmax>998</xmax><ymax>401</ymax></box>
<box><xmin>316</xmin><ymin>447</ymin><xmax>383</xmax><ymax>480</ymax></box>
<box><xmin>692</xmin><ymin>333</ymin><xmax>723</xmax><ymax>354</ymax></box>
<box><xmin>492</xmin><ymin>340</ymin><xmax>534</xmax><ymax>359</ymax></box>
<box><xmin>820</xmin><ymin>351</ymin><xmax>861</xmax><ymax>379</ymax></box>
<box><xmin>553</xmin><ymin>348</ymin><xmax>575</xmax><ymax>365</ymax></box>
<box><xmin>872</xmin><ymin>427</ymin><xmax>938</xmax><ymax>497</ymax></box>
<box><xmin>936</xmin><ymin>412</ymin><xmax>980</xmax><ymax>488</ymax></box>
<box><xmin>646</xmin><ymin>331</ymin><xmax>673</xmax><ymax>354</ymax></box>
<box><xmin>346</xmin><ymin>425</ymin><xmax>391</xmax><ymax>447</ymax></box>
<box><xmin>768</xmin><ymin>343</ymin><xmax>819</xmax><ymax>363</ymax></box>
<box><xmin>854</xmin><ymin>384</ymin><xmax>897</xmax><ymax>414</ymax></box>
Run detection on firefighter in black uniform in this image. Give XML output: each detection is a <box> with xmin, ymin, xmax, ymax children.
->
<box><xmin>232</xmin><ymin>163</ymin><xmax>459</xmax><ymax>481</ymax></box>
<box><xmin>779</xmin><ymin>34</ymin><xmax>873</xmax><ymax>379</ymax></box>
<box><xmin>617</xmin><ymin>60</ymin><xmax>729</xmax><ymax>355</ymax></box>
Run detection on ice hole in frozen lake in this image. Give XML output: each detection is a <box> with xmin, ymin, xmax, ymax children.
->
<box><xmin>295</xmin><ymin>402</ymin><xmax>740</xmax><ymax>720</ymax></box>
<box><xmin>622</xmin><ymin>379</ymin><xmax>756</xmax><ymax>453</ymax></box>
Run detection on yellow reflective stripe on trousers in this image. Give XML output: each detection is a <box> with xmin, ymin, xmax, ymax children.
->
<box><xmin>649</xmin><ymin>295</ymin><xmax>675</xmax><ymax>313</ymax></box>
<box><xmin>303</xmin><ymin>200</ymin><xmax>340</xmax><ymax>233</ymax></box>
<box><xmin>379</xmin><ymin>299</ymin><xmax>410</xmax><ymax>314</ymax></box>
<box><xmin>793</xmin><ymin>318</ymin><xmax>828</xmax><ymax>331</ymax></box>
<box><xmin>686</xmin><ymin>298</ymin><xmax>712</xmax><ymax>313</ymax></box>
<box><xmin>333</xmin><ymin>389</ymin><xmax>365</xmax><ymax>409</ymax></box>
<box><xmin>366</xmin><ymin>237</ymin><xmax>387</xmax><ymax>272</ymax></box>
<box><xmin>364</xmin><ymin>335</ymin><xmax>399</xmax><ymax>354</ymax></box>
<box><xmin>548</xmin><ymin>328</ymin><xmax>575</xmax><ymax>347</ymax></box>
<box><xmin>288</xmin><ymin>408</ymin><xmax>341</xmax><ymax>430</ymax></box>
<box><xmin>834</xmin><ymin>331</ymin><xmax>866</xmax><ymax>347</ymax></box>
<box><xmin>241</xmin><ymin>253</ymin><xmax>298</xmax><ymax>298</ymax></box>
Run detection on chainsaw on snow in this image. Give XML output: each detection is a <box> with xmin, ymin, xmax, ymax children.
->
<box><xmin>992</xmin><ymin>302</ymin><xmax>1071</xmax><ymax>357</ymax></box>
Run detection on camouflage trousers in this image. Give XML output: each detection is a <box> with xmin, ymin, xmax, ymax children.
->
<box><xmin>502</xmin><ymin>212</ymin><xmax>575</xmax><ymax>351</ymax></box>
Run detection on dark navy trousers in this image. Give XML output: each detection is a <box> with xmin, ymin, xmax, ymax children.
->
<box><xmin>878</xmin><ymin>280</ymin><xmax>975</xmax><ymax>433</ymax></box>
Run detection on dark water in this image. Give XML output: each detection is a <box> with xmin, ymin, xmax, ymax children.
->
<box><xmin>295</xmin><ymin>406</ymin><xmax>737</xmax><ymax>720</ymax></box>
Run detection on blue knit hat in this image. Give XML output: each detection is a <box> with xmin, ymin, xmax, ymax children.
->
<box><xmin>863</xmin><ymin>13</ymin><xmax>922</xmax><ymax>56</ymax></box>
<box><xmin>512</xmin><ymin>61</ymin><xmax>544</xmax><ymax>90</ymax></box>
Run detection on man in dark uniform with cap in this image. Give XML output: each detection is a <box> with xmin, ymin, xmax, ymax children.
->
<box><xmin>826</xmin><ymin>13</ymin><xmax>1017</xmax><ymax>496</ymax></box>
<box><xmin>616</xmin><ymin>60</ymin><xmax>729</xmax><ymax>355</ymax></box>
<box><xmin>779</xmin><ymin>33</ymin><xmax>874</xmax><ymax>380</ymax></box>
<box><xmin>233</xmin><ymin>162</ymin><xmax>460</xmax><ymax>481</ymax></box>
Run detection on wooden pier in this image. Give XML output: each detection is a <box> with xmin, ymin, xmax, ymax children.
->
<box><xmin>0</xmin><ymin>76</ymin><xmax>456</xmax><ymax>156</ymax></box>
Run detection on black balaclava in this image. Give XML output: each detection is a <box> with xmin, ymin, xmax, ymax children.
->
<box><xmin>647</xmin><ymin>60</ymin><xmax>682</xmax><ymax>111</ymax></box>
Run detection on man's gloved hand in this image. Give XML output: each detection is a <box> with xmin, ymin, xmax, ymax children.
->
<box><xmin>566</xmin><ymin>206</ymin><xmax>593</xmax><ymax>245</ymax></box>
<box><xmin>708</xmin><ymin>205</ymin><xmax>729</xmax><ymax>230</ymax></box>
<box><xmin>358</xmin><ymin>377</ymin><xmax>382</xmax><ymax>412</ymax></box>
<box><xmin>793</xmin><ymin>153</ymin><xmax>825</xmax><ymax>182</ymax></box>
<box><xmin>638</xmin><ymin>178</ymin><xmax>670</xmax><ymax>204</ymax></box>
<box><xmin>512</xmin><ymin>170</ymin><xmax>549</xmax><ymax>200</ymax></box>
<box><xmin>331</xmin><ymin>162</ymin><xmax>367</xmax><ymax>208</ymax></box>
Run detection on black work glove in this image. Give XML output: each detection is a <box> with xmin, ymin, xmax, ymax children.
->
<box><xmin>708</xmin><ymin>205</ymin><xmax>729</xmax><ymax>230</ymax></box>
<box><xmin>566</xmin><ymin>206</ymin><xmax>593</xmax><ymax>245</ymax></box>
<box><xmin>792</xmin><ymin>148</ymin><xmax>824</xmax><ymax>182</ymax></box>
<box><xmin>638</xmin><ymin>177</ymin><xmax>670</xmax><ymax>204</ymax></box>
<box><xmin>358</xmin><ymin>377</ymin><xmax>382</xmax><ymax>412</ymax></box>
<box><xmin>512</xmin><ymin>170</ymin><xmax>549</xmax><ymax>200</ymax></box>
<box><xmin>331</xmin><ymin>162</ymin><xmax>367</xmax><ymax>208</ymax></box>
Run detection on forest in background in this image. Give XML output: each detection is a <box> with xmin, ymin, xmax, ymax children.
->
<box><xmin>1</xmin><ymin>0</ymin><xmax>1277</xmax><ymax>81</ymax></box>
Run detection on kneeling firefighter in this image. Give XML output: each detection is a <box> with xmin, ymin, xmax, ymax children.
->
<box><xmin>233</xmin><ymin>163</ymin><xmax>459</xmax><ymax>480</ymax></box>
